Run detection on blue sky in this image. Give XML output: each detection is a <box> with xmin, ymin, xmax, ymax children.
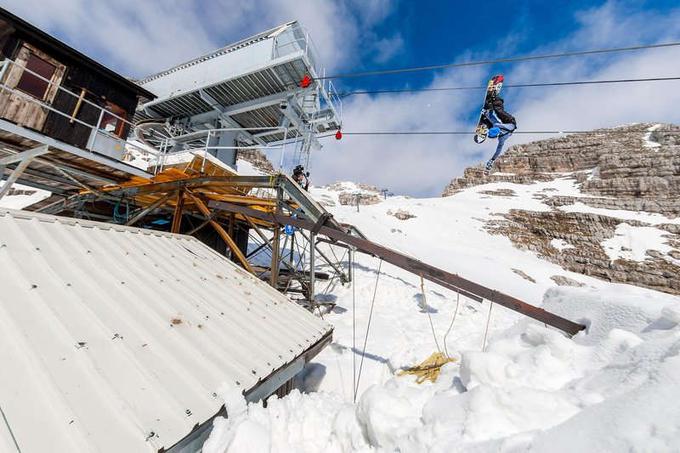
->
<box><xmin>2</xmin><ymin>0</ymin><xmax>680</xmax><ymax>195</ymax></box>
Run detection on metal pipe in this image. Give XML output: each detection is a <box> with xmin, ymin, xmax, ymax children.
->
<box><xmin>309</xmin><ymin>231</ymin><xmax>316</xmax><ymax>304</ymax></box>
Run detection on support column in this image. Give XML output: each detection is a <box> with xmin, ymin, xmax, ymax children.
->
<box><xmin>309</xmin><ymin>232</ymin><xmax>316</xmax><ymax>304</ymax></box>
<box><xmin>270</xmin><ymin>186</ymin><xmax>284</xmax><ymax>289</ymax></box>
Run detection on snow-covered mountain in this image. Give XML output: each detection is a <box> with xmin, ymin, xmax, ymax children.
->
<box><xmin>203</xmin><ymin>139</ymin><xmax>680</xmax><ymax>452</ymax></box>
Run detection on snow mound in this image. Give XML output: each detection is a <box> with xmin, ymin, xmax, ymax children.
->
<box><xmin>205</xmin><ymin>286</ymin><xmax>680</xmax><ymax>452</ymax></box>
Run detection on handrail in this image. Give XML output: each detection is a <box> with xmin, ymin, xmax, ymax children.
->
<box><xmin>152</xmin><ymin>126</ymin><xmax>291</xmax><ymax>174</ymax></box>
<box><xmin>0</xmin><ymin>58</ymin><xmax>158</xmax><ymax>163</ymax></box>
<box><xmin>0</xmin><ymin>58</ymin><xmax>133</xmax><ymax>127</ymax></box>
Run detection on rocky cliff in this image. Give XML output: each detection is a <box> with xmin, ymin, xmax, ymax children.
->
<box><xmin>442</xmin><ymin>123</ymin><xmax>680</xmax><ymax>295</ymax></box>
<box><xmin>236</xmin><ymin>148</ymin><xmax>275</xmax><ymax>174</ymax></box>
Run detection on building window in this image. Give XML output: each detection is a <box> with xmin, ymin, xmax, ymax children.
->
<box><xmin>99</xmin><ymin>102</ymin><xmax>127</xmax><ymax>138</ymax></box>
<box><xmin>16</xmin><ymin>53</ymin><xmax>57</xmax><ymax>100</ymax></box>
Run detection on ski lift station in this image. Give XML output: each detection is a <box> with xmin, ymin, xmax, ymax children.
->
<box><xmin>134</xmin><ymin>20</ymin><xmax>342</xmax><ymax>171</ymax></box>
<box><xmin>0</xmin><ymin>8</ymin><xmax>341</xmax><ymax>453</ymax></box>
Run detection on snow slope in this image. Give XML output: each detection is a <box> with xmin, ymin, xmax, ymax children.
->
<box><xmin>204</xmin><ymin>179</ymin><xmax>680</xmax><ymax>452</ymax></box>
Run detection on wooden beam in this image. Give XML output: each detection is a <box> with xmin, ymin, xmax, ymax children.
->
<box><xmin>228</xmin><ymin>213</ymin><xmax>236</xmax><ymax>239</ymax></box>
<box><xmin>187</xmin><ymin>192</ymin><xmax>254</xmax><ymax>274</ymax></box>
<box><xmin>208</xmin><ymin>200</ymin><xmax>586</xmax><ymax>336</ymax></box>
<box><xmin>0</xmin><ymin>145</ymin><xmax>50</xmax><ymax>201</ymax></box>
<box><xmin>171</xmin><ymin>189</ymin><xmax>185</xmax><ymax>233</ymax></box>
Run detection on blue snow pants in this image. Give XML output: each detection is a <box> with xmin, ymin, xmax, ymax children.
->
<box><xmin>485</xmin><ymin>110</ymin><xmax>516</xmax><ymax>163</ymax></box>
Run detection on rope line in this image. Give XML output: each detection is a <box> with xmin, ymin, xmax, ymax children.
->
<box><xmin>316</xmin><ymin>41</ymin><xmax>680</xmax><ymax>80</ymax></box>
<box><xmin>0</xmin><ymin>404</ymin><xmax>21</xmax><ymax>453</ymax></box>
<box><xmin>482</xmin><ymin>302</ymin><xmax>494</xmax><ymax>352</ymax></box>
<box><xmin>354</xmin><ymin>258</ymin><xmax>383</xmax><ymax>400</ymax></box>
<box><xmin>339</xmin><ymin>75</ymin><xmax>680</xmax><ymax>97</ymax></box>
<box><xmin>442</xmin><ymin>292</ymin><xmax>461</xmax><ymax>358</ymax></box>
<box><xmin>420</xmin><ymin>275</ymin><xmax>442</xmax><ymax>353</ymax></box>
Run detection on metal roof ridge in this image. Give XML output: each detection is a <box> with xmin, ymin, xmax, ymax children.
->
<box><xmin>0</xmin><ymin>208</ymin><xmax>185</xmax><ymax>238</ymax></box>
<box><xmin>138</xmin><ymin>21</ymin><xmax>298</xmax><ymax>85</ymax></box>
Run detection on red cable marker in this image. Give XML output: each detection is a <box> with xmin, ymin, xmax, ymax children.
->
<box><xmin>335</xmin><ymin>129</ymin><xmax>343</xmax><ymax>140</ymax></box>
<box><xmin>301</xmin><ymin>75</ymin><xmax>312</xmax><ymax>88</ymax></box>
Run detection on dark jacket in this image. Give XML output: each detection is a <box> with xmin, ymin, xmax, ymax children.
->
<box><xmin>485</xmin><ymin>95</ymin><xmax>516</xmax><ymax>126</ymax></box>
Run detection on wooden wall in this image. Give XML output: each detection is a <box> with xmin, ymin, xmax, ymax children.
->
<box><xmin>0</xmin><ymin>18</ymin><xmax>141</xmax><ymax>149</ymax></box>
<box><xmin>43</xmin><ymin>63</ymin><xmax>139</xmax><ymax>148</ymax></box>
<box><xmin>0</xmin><ymin>42</ymin><xmax>65</xmax><ymax>131</ymax></box>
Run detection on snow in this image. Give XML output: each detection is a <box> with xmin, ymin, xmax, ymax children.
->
<box><xmin>236</xmin><ymin>158</ymin><xmax>267</xmax><ymax>176</ymax></box>
<box><xmin>204</xmin><ymin>174</ymin><xmax>680</xmax><ymax>452</ymax></box>
<box><xmin>206</xmin><ymin>286</ymin><xmax>680</xmax><ymax>452</ymax></box>
<box><xmin>602</xmin><ymin>222</ymin><xmax>673</xmax><ymax>262</ymax></box>
<box><xmin>550</xmin><ymin>238</ymin><xmax>574</xmax><ymax>251</ymax></box>
<box><xmin>643</xmin><ymin>123</ymin><xmax>662</xmax><ymax>149</ymax></box>
<box><xmin>561</xmin><ymin>201</ymin><xmax>680</xmax><ymax>225</ymax></box>
<box><xmin>0</xmin><ymin>182</ymin><xmax>50</xmax><ymax>209</ymax></box>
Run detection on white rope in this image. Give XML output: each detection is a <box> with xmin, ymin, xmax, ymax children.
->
<box><xmin>482</xmin><ymin>301</ymin><xmax>494</xmax><ymax>352</ymax></box>
<box><xmin>420</xmin><ymin>275</ymin><xmax>442</xmax><ymax>353</ymax></box>
<box><xmin>354</xmin><ymin>259</ymin><xmax>383</xmax><ymax>401</ymax></box>
<box><xmin>442</xmin><ymin>291</ymin><xmax>461</xmax><ymax>358</ymax></box>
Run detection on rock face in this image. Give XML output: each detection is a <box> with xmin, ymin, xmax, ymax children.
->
<box><xmin>338</xmin><ymin>192</ymin><xmax>382</xmax><ymax>206</ymax></box>
<box><xmin>388</xmin><ymin>209</ymin><xmax>417</xmax><ymax>220</ymax></box>
<box><xmin>443</xmin><ymin>123</ymin><xmax>680</xmax><ymax>295</ymax></box>
<box><xmin>236</xmin><ymin>149</ymin><xmax>275</xmax><ymax>174</ymax></box>
<box><xmin>325</xmin><ymin>182</ymin><xmax>384</xmax><ymax>206</ymax></box>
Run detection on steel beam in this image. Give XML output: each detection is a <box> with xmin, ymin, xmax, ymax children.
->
<box><xmin>208</xmin><ymin>200</ymin><xmax>586</xmax><ymax>336</ymax></box>
<box><xmin>309</xmin><ymin>231</ymin><xmax>316</xmax><ymax>304</ymax></box>
<box><xmin>198</xmin><ymin>89</ymin><xmax>268</xmax><ymax>147</ymax></box>
<box><xmin>0</xmin><ymin>118</ymin><xmax>151</xmax><ymax>178</ymax></box>
<box><xmin>0</xmin><ymin>146</ymin><xmax>49</xmax><ymax>201</ymax></box>
<box><xmin>0</xmin><ymin>146</ymin><xmax>50</xmax><ymax>165</ymax></box>
<box><xmin>126</xmin><ymin>192</ymin><xmax>175</xmax><ymax>226</ymax></box>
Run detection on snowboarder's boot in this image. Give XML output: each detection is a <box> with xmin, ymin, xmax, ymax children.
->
<box><xmin>484</xmin><ymin>160</ymin><xmax>494</xmax><ymax>176</ymax></box>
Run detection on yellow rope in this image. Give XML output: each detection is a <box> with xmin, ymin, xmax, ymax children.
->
<box><xmin>397</xmin><ymin>351</ymin><xmax>456</xmax><ymax>384</ymax></box>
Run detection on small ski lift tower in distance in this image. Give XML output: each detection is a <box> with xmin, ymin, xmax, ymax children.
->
<box><xmin>134</xmin><ymin>21</ymin><xmax>342</xmax><ymax>170</ymax></box>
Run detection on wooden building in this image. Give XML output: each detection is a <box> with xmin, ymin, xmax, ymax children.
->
<box><xmin>0</xmin><ymin>7</ymin><xmax>154</xmax><ymax>158</ymax></box>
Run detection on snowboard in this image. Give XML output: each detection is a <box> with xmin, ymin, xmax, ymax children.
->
<box><xmin>473</xmin><ymin>74</ymin><xmax>504</xmax><ymax>145</ymax></box>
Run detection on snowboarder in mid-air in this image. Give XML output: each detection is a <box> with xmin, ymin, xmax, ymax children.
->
<box><xmin>473</xmin><ymin>74</ymin><xmax>517</xmax><ymax>175</ymax></box>
<box><xmin>292</xmin><ymin>164</ymin><xmax>310</xmax><ymax>190</ymax></box>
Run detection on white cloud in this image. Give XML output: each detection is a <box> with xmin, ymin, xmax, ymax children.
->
<box><xmin>0</xmin><ymin>0</ymin><xmax>398</xmax><ymax>76</ymax></box>
<box><xmin>372</xmin><ymin>33</ymin><xmax>404</xmax><ymax>63</ymax></box>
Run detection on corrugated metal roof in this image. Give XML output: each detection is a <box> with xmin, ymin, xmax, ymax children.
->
<box><xmin>0</xmin><ymin>209</ymin><xmax>332</xmax><ymax>452</ymax></box>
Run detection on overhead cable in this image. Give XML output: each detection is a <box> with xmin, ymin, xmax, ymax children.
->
<box><xmin>316</xmin><ymin>41</ymin><xmax>680</xmax><ymax>80</ymax></box>
<box><xmin>319</xmin><ymin>129</ymin><xmax>678</xmax><ymax>138</ymax></box>
<box><xmin>338</xmin><ymin>75</ymin><xmax>680</xmax><ymax>97</ymax></box>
